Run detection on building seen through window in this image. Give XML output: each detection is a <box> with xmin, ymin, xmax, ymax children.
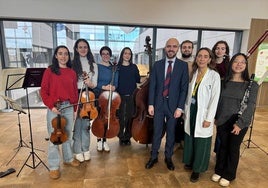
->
<box><xmin>0</xmin><ymin>20</ymin><xmax>242</xmax><ymax>108</ymax></box>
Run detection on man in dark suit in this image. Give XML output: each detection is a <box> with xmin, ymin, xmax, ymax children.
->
<box><xmin>145</xmin><ymin>38</ymin><xmax>189</xmax><ymax>170</ymax></box>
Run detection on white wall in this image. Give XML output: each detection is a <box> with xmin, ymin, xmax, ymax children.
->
<box><xmin>1</xmin><ymin>0</ymin><xmax>267</xmax><ymax>52</ymax></box>
<box><xmin>0</xmin><ymin>0</ymin><xmax>267</xmax><ymax>30</ymax></box>
<box><xmin>0</xmin><ymin>0</ymin><xmax>267</xmax><ymax>45</ymax></box>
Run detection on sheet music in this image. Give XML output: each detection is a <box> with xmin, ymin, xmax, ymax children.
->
<box><xmin>0</xmin><ymin>95</ymin><xmax>26</xmax><ymax>114</ymax></box>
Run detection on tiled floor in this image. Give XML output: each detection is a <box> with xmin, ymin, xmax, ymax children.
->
<box><xmin>0</xmin><ymin>107</ymin><xmax>267</xmax><ymax>188</ymax></box>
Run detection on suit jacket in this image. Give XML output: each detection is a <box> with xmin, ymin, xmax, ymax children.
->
<box><xmin>149</xmin><ymin>58</ymin><xmax>189</xmax><ymax>112</ymax></box>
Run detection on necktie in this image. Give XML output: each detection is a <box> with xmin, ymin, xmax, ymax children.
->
<box><xmin>163</xmin><ymin>61</ymin><xmax>173</xmax><ymax>97</ymax></box>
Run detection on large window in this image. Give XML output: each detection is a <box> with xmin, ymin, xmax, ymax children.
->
<box><xmin>0</xmin><ymin>20</ymin><xmax>242</xmax><ymax>108</ymax></box>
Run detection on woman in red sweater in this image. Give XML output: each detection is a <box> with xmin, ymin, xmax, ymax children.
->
<box><xmin>41</xmin><ymin>45</ymin><xmax>79</xmax><ymax>180</ymax></box>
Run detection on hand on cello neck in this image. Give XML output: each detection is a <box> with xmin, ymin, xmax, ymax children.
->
<box><xmin>102</xmin><ymin>84</ymin><xmax>115</xmax><ymax>91</ymax></box>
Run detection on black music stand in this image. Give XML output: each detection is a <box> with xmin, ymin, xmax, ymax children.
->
<box><xmin>0</xmin><ymin>95</ymin><xmax>29</xmax><ymax>166</ymax></box>
<box><xmin>240</xmin><ymin>72</ymin><xmax>268</xmax><ymax>156</ymax></box>
<box><xmin>17</xmin><ymin>68</ymin><xmax>49</xmax><ymax>177</ymax></box>
<box><xmin>2</xmin><ymin>72</ymin><xmax>25</xmax><ymax>113</ymax></box>
<box><xmin>240</xmin><ymin>105</ymin><xmax>268</xmax><ymax>156</ymax></box>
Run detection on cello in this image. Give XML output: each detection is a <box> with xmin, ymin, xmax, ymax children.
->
<box><xmin>79</xmin><ymin>71</ymin><xmax>98</xmax><ymax>120</ymax></box>
<box><xmin>131</xmin><ymin>36</ymin><xmax>155</xmax><ymax>144</ymax></box>
<box><xmin>91</xmin><ymin>59</ymin><xmax>121</xmax><ymax>138</ymax></box>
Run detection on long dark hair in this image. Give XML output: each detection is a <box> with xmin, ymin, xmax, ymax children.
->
<box><xmin>223</xmin><ymin>52</ymin><xmax>249</xmax><ymax>88</ymax></box>
<box><xmin>50</xmin><ymin>45</ymin><xmax>72</xmax><ymax>75</ymax></box>
<box><xmin>191</xmin><ymin>47</ymin><xmax>216</xmax><ymax>81</ymax></box>
<box><xmin>72</xmin><ymin>39</ymin><xmax>95</xmax><ymax>78</ymax></box>
<box><xmin>118</xmin><ymin>47</ymin><xmax>133</xmax><ymax>66</ymax></box>
<box><xmin>212</xmin><ymin>40</ymin><xmax>230</xmax><ymax>70</ymax></box>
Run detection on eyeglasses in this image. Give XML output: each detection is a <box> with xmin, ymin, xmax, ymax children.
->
<box><xmin>101</xmin><ymin>53</ymin><xmax>110</xmax><ymax>56</ymax></box>
<box><xmin>233</xmin><ymin>61</ymin><xmax>246</xmax><ymax>64</ymax></box>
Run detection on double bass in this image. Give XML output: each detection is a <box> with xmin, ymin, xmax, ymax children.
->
<box><xmin>131</xmin><ymin>36</ymin><xmax>155</xmax><ymax>144</ymax></box>
<box><xmin>91</xmin><ymin>59</ymin><xmax>121</xmax><ymax>138</ymax></box>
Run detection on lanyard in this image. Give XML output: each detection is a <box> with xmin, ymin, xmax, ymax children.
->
<box><xmin>192</xmin><ymin>69</ymin><xmax>207</xmax><ymax>97</ymax></box>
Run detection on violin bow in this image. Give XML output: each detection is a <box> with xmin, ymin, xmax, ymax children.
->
<box><xmin>71</xmin><ymin>80</ymin><xmax>85</xmax><ymax>132</ymax></box>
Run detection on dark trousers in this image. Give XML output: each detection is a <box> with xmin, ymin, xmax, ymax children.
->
<box><xmin>215</xmin><ymin>124</ymin><xmax>248</xmax><ymax>181</ymax></box>
<box><xmin>151</xmin><ymin>98</ymin><xmax>177</xmax><ymax>159</ymax></box>
<box><xmin>175</xmin><ymin>114</ymin><xmax>184</xmax><ymax>143</ymax></box>
<box><xmin>118</xmin><ymin>95</ymin><xmax>134</xmax><ymax>141</ymax></box>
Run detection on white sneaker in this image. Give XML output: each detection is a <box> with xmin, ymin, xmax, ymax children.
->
<box><xmin>83</xmin><ymin>151</ymin><xmax>91</xmax><ymax>161</ymax></box>
<box><xmin>97</xmin><ymin>141</ymin><xmax>103</xmax><ymax>151</ymax></box>
<box><xmin>75</xmin><ymin>153</ymin><xmax>84</xmax><ymax>162</ymax></box>
<box><xmin>103</xmin><ymin>141</ymin><xmax>110</xmax><ymax>152</ymax></box>
<box><xmin>211</xmin><ymin>174</ymin><xmax>221</xmax><ymax>182</ymax></box>
<box><xmin>219</xmin><ymin>178</ymin><xmax>230</xmax><ymax>187</ymax></box>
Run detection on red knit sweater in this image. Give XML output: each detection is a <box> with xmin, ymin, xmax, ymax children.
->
<box><xmin>40</xmin><ymin>67</ymin><xmax>78</xmax><ymax>110</ymax></box>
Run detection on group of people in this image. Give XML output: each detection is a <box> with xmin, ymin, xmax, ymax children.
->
<box><xmin>40</xmin><ymin>37</ymin><xmax>258</xmax><ymax>187</ymax></box>
<box><xmin>40</xmin><ymin>39</ymin><xmax>140</xmax><ymax>179</ymax></box>
<box><xmin>144</xmin><ymin>38</ymin><xmax>258</xmax><ymax>187</ymax></box>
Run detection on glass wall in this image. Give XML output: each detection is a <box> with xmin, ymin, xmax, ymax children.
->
<box><xmin>0</xmin><ymin>20</ymin><xmax>242</xmax><ymax>108</ymax></box>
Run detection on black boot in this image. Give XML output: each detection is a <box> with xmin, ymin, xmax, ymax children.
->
<box><xmin>190</xmin><ymin>172</ymin><xmax>199</xmax><ymax>183</ymax></box>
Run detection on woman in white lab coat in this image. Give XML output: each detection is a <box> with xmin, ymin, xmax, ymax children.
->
<box><xmin>183</xmin><ymin>47</ymin><xmax>221</xmax><ymax>183</ymax></box>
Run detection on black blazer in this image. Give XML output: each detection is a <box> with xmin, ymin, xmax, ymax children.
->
<box><xmin>148</xmin><ymin>58</ymin><xmax>189</xmax><ymax>112</ymax></box>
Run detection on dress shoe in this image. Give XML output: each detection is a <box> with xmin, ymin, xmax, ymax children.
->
<box><xmin>145</xmin><ymin>158</ymin><xmax>158</xmax><ymax>169</ymax></box>
<box><xmin>124</xmin><ymin>140</ymin><xmax>131</xmax><ymax>145</ymax></box>
<box><xmin>164</xmin><ymin>158</ymin><xmax>175</xmax><ymax>171</ymax></box>
<box><xmin>190</xmin><ymin>172</ymin><xmax>199</xmax><ymax>183</ymax></box>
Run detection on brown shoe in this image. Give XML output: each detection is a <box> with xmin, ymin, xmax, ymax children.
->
<box><xmin>49</xmin><ymin>169</ymin><xmax>60</xmax><ymax>179</ymax></box>
<box><xmin>64</xmin><ymin>159</ymin><xmax>80</xmax><ymax>167</ymax></box>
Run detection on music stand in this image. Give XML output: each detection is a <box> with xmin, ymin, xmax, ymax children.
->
<box><xmin>240</xmin><ymin>105</ymin><xmax>268</xmax><ymax>156</ymax></box>
<box><xmin>17</xmin><ymin>68</ymin><xmax>49</xmax><ymax>177</ymax></box>
<box><xmin>0</xmin><ymin>95</ymin><xmax>29</xmax><ymax>166</ymax></box>
<box><xmin>240</xmin><ymin>70</ymin><xmax>268</xmax><ymax>156</ymax></box>
<box><xmin>2</xmin><ymin>71</ymin><xmax>25</xmax><ymax>113</ymax></box>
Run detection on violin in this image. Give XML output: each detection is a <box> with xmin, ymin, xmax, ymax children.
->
<box><xmin>50</xmin><ymin>101</ymin><xmax>68</xmax><ymax>145</ymax></box>
<box><xmin>79</xmin><ymin>71</ymin><xmax>98</xmax><ymax>120</ymax></box>
<box><xmin>92</xmin><ymin>59</ymin><xmax>121</xmax><ymax>138</ymax></box>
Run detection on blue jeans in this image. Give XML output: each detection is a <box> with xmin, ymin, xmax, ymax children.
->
<box><xmin>73</xmin><ymin>117</ymin><xmax>91</xmax><ymax>154</ymax></box>
<box><xmin>46</xmin><ymin>102</ymin><xmax>74</xmax><ymax>170</ymax></box>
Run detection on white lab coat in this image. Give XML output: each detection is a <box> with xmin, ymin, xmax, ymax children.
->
<box><xmin>184</xmin><ymin>69</ymin><xmax>221</xmax><ymax>138</ymax></box>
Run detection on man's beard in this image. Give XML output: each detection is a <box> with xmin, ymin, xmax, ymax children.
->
<box><xmin>182</xmin><ymin>53</ymin><xmax>192</xmax><ymax>58</ymax></box>
<box><xmin>167</xmin><ymin>51</ymin><xmax>176</xmax><ymax>59</ymax></box>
